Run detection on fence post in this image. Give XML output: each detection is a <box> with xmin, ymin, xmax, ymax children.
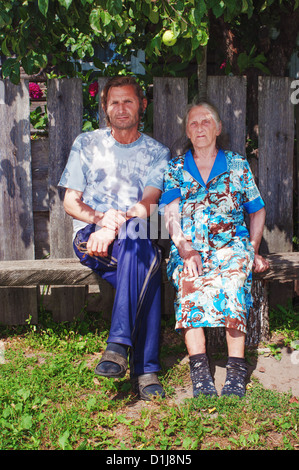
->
<box><xmin>0</xmin><ymin>79</ymin><xmax>35</xmax><ymax>260</ymax></box>
<box><xmin>207</xmin><ymin>75</ymin><xmax>247</xmax><ymax>156</ymax></box>
<box><xmin>258</xmin><ymin>76</ymin><xmax>295</xmax><ymax>308</ymax></box>
<box><xmin>258</xmin><ymin>77</ymin><xmax>294</xmax><ymax>254</ymax></box>
<box><xmin>0</xmin><ymin>79</ymin><xmax>37</xmax><ymax>324</ymax></box>
<box><xmin>47</xmin><ymin>78</ymin><xmax>83</xmax><ymax>258</ymax></box>
<box><xmin>98</xmin><ymin>77</ymin><xmax>109</xmax><ymax>128</ymax></box>
<box><xmin>153</xmin><ymin>77</ymin><xmax>188</xmax><ymax>156</ymax></box>
<box><xmin>47</xmin><ymin>78</ymin><xmax>86</xmax><ymax>322</ymax></box>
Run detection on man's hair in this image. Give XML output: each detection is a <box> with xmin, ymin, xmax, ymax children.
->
<box><xmin>101</xmin><ymin>76</ymin><xmax>146</xmax><ymax>126</ymax></box>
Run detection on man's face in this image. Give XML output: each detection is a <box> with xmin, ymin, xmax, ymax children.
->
<box><xmin>106</xmin><ymin>85</ymin><xmax>146</xmax><ymax>131</ymax></box>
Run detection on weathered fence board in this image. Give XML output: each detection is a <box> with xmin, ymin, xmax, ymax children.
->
<box><xmin>47</xmin><ymin>79</ymin><xmax>86</xmax><ymax>320</ymax></box>
<box><xmin>98</xmin><ymin>77</ymin><xmax>109</xmax><ymax>128</ymax></box>
<box><xmin>258</xmin><ymin>77</ymin><xmax>294</xmax><ymax>254</ymax></box>
<box><xmin>258</xmin><ymin>77</ymin><xmax>295</xmax><ymax>307</ymax></box>
<box><xmin>0</xmin><ymin>286</ymin><xmax>38</xmax><ymax>325</ymax></box>
<box><xmin>207</xmin><ymin>76</ymin><xmax>247</xmax><ymax>156</ymax></box>
<box><xmin>0</xmin><ymin>80</ymin><xmax>36</xmax><ymax>323</ymax></box>
<box><xmin>47</xmin><ymin>78</ymin><xmax>83</xmax><ymax>259</ymax></box>
<box><xmin>0</xmin><ymin>79</ymin><xmax>35</xmax><ymax>260</ymax></box>
<box><xmin>153</xmin><ymin>77</ymin><xmax>188</xmax><ymax>156</ymax></box>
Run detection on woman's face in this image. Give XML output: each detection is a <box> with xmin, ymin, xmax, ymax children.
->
<box><xmin>186</xmin><ymin>106</ymin><xmax>221</xmax><ymax>149</ymax></box>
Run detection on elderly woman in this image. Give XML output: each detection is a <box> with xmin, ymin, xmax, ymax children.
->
<box><xmin>161</xmin><ymin>101</ymin><xmax>269</xmax><ymax>398</ymax></box>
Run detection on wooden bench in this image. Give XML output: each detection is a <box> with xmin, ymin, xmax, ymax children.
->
<box><xmin>0</xmin><ymin>252</ymin><xmax>298</xmax><ymax>287</ymax></box>
<box><xmin>0</xmin><ymin>252</ymin><xmax>298</xmax><ymax>348</ymax></box>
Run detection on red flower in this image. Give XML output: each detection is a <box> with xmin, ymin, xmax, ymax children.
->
<box><xmin>88</xmin><ymin>81</ymin><xmax>99</xmax><ymax>97</ymax></box>
<box><xmin>220</xmin><ymin>61</ymin><xmax>227</xmax><ymax>70</ymax></box>
<box><xmin>29</xmin><ymin>82</ymin><xmax>43</xmax><ymax>100</ymax></box>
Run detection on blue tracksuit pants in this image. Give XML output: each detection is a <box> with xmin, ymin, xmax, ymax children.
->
<box><xmin>73</xmin><ymin>218</ymin><xmax>162</xmax><ymax>376</ymax></box>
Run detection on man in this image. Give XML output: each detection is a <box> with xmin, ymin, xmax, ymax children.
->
<box><xmin>58</xmin><ymin>76</ymin><xmax>170</xmax><ymax>400</ymax></box>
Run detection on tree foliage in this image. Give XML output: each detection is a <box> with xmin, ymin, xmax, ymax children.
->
<box><xmin>0</xmin><ymin>0</ymin><xmax>298</xmax><ymax>84</ymax></box>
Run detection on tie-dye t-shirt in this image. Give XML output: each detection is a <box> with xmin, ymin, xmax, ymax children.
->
<box><xmin>59</xmin><ymin>128</ymin><xmax>170</xmax><ymax>235</ymax></box>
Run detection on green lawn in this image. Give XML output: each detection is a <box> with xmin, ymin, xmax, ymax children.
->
<box><xmin>0</xmin><ymin>305</ymin><xmax>298</xmax><ymax>451</ymax></box>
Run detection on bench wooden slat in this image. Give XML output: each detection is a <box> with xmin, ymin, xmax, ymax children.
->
<box><xmin>0</xmin><ymin>252</ymin><xmax>298</xmax><ymax>287</ymax></box>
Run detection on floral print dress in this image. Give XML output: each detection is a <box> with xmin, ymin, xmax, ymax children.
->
<box><xmin>160</xmin><ymin>149</ymin><xmax>265</xmax><ymax>334</ymax></box>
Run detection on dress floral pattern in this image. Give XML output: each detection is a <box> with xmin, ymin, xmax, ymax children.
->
<box><xmin>160</xmin><ymin>149</ymin><xmax>265</xmax><ymax>334</ymax></box>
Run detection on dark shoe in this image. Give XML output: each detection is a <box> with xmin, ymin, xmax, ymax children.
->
<box><xmin>95</xmin><ymin>349</ymin><xmax>128</xmax><ymax>378</ymax></box>
<box><xmin>132</xmin><ymin>373</ymin><xmax>165</xmax><ymax>400</ymax></box>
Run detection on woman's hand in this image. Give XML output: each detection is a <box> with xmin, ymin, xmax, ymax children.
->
<box><xmin>253</xmin><ymin>253</ymin><xmax>269</xmax><ymax>273</ymax></box>
<box><xmin>182</xmin><ymin>250</ymin><xmax>203</xmax><ymax>277</ymax></box>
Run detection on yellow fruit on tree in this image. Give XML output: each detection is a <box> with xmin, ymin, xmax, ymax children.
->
<box><xmin>162</xmin><ymin>30</ymin><xmax>177</xmax><ymax>47</ymax></box>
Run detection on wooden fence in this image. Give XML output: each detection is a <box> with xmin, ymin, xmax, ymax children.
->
<box><xmin>0</xmin><ymin>76</ymin><xmax>296</xmax><ymax>341</ymax></box>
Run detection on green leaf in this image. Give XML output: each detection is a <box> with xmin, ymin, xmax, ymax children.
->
<box><xmin>101</xmin><ymin>10</ymin><xmax>112</xmax><ymax>26</ymax></box>
<box><xmin>106</xmin><ymin>0</ymin><xmax>123</xmax><ymax>15</ymax></box>
<box><xmin>20</xmin><ymin>414</ymin><xmax>33</xmax><ymax>430</ymax></box>
<box><xmin>149</xmin><ymin>8</ymin><xmax>160</xmax><ymax>24</ymax></box>
<box><xmin>38</xmin><ymin>0</ymin><xmax>49</xmax><ymax>17</ymax></box>
<box><xmin>17</xmin><ymin>388</ymin><xmax>31</xmax><ymax>401</ymax></box>
<box><xmin>237</xmin><ymin>52</ymin><xmax>250</xmax><ymax>73</ymax></box>
<box><xmin>1</xmin><ymin>58</ymin><xmax>20</xmax><ymax>84</ymax></box>
<box><xmin>117</xmin><ymin>415</ymin><xmax>134</xmax><ymax>426</ymax></box>
<box><xmin>58</xmin><ymin>0</ymin><xmax>73</xmax><ymax>9</ymax></box>
<box><xmin>0</xmin><ymin>9</ymin><xmax>12</xmax><ymax>28</ymax></box>
<box><xmin>1</xmin><ymin>37</ymin><xmax>10</xmax><ymax>57</ymax></box>
<box><xmin>89</xmin><ymin>8</ymin><xmax>102</xmax><ymax>33</ymax></box>
<box><xmin>59</xmin><ymin>430</ymin><xmax>72</xmax><ymax>450</ymax></box>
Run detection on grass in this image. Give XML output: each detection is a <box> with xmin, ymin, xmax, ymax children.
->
<box><xmin>0</xmin><ymin>305</ymin><xmax>298</xmax><ymax>451</ymax></box>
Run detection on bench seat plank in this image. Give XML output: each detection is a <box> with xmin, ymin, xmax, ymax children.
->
<box><xmin>0</xmin><ymin>252</ymin><xmax>298</xmax><ymax>287</ymax></box>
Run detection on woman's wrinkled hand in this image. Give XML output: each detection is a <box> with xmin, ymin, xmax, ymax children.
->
<box><xmin>253</xmin><ymin>253</ymin><xmax>269</xmax><ymax>273</ymax></box>
<box><xmin>182</xmin><ymin>250</ymin><xmax>203</xmax><ymax>277</ymax></box>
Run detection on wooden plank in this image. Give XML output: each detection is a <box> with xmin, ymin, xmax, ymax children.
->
<box><xmin>50</xmin><ymin>285</ymin><xmax>87</xmax><ymax>322</ymax></box>
<box><xmin>47</xmin><ymin>79</ymin><xmax>85</xmax><ymax>321</ymax></box>
<box><xmin>153</xmin><ymin>77</ymin><xmax>188</xmax><ymax>156</ymax></box>
<box><xmin>258</xmin><ymin>77</ymin><xmax>295</xmax><ymax>307</ymax></box>
<box><xmin>31</xmin><ymin>137</ymin><xmax>49</xmax><ymax>212</ymax></box>
<box><xmin>47</xmin><ymin>78</ymin><xmax>83</xmax><ymax>259</ymax></box>
<box><xmin>0</xmin><ymin>252</ymin><xmax>297</xmax><ymax>287</ymax></box>
<box><xmin>0</xmin><ymin>287</ymin><xmax>38</xmax><ymax>325</ymax></box>
<box><xmin>0</xmin><ymin>79</ymin><xmax>35</xmax><ymax>261</ymax></box>
<box><xmin>207</xmin><ymin>76</ymin><xmax>247</xmax><ymax>156</ymax></box>
<box><xmin>33</xmin><ymin>211</ymin><xmax>50</xmax><ymax>259</ymax></box>
<box><xmin>0</xmin><ymin>258</ymin><xmax>100</xmax><ymax>286</ymax></box>
<box><xmin>258</xmin><ymin>77</ymin><xmax>294</xmax><ymax>253</ymax></box>
<box><xmin>98</xmin><ymin>77</ymin><xmax>109</xmax><ymax>128</ymax></box>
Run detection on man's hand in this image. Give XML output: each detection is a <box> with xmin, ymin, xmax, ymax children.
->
<box><xmin>97</xmin><ymin>208</ymin><xmax>126</xmax><ymax>232</ymax></box>
<box><xmin>86</xmin><ymin>227</ymin><xmax>116</xmax><ymax>258</ymax></box>
<box><xmin>253</xmin><ymin>253</ymin><xmax>269</xmax><ymax>273</ymax></box>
